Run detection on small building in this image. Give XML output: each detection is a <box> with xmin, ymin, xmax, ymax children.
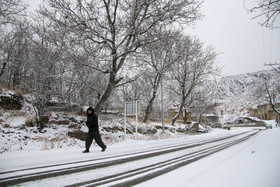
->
<box><xmin>249</xmin><ymin>103</ymin><xmax>280</xmax><ymax>120</ymax></box>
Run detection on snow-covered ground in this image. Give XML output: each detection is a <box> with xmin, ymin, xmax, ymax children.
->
<box><xmin>0</xmin><ymin>127</ymin><xmax>254</xmax><ymax>173</ymax></box>
<box><xmin>1</xmin><ymin>125</ymin><xmax>280</xmax><ymax>186</ymax></box>
<box><xmin>138</xmin><ymin>127</ymin><xmax>280</xmax><ymax>187</ymax></box>
<box><xmin>1</xmin><ymin>89</ymin><xmax>279</xmax><ymax>186</ymax></box>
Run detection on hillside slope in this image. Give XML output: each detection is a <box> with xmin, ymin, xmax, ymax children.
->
<box><xmin>207</xmin><ymin>70</ymin><xmax>274</xmax><ymax>102</ymax></box>
<box><xmin>205</xmin><ymin>69</ymin><xmax>279</xmax><ymax>123</ymax></box>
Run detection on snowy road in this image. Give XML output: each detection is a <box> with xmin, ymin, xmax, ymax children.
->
<box><xmin>138</xmin><ymin>128</ymin><xmax>280</xmax><ymax>187</ymax></box>
<box><xmin>0</xmin><ymin>128</ymin><xmax>266</xmax><ymax>187</ymax></box>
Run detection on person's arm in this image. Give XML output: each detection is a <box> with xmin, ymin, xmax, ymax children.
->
<box><xmin>93</xmin><ymin>115</ymin><xmax>99</xmax><ymax>131</ymax></box>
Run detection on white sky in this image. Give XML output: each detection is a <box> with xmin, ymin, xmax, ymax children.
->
<box><xmin>185</xmin><ymin>0</ymin><xmax>280</xmax><ymax>76</ymax></box>
<box><xmin>24</xmin><ymin>0</ymin><xmax>280</xmax><ymax>76</ymax></box>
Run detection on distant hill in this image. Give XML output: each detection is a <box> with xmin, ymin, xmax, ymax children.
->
<box><xmin>204</xmin><ymin>69</ymin><xmax>279</xmax><ymax>123</ymax></box>
<box><xmin>206</xmin><ymin>70</ymin><xmax>275</xmax><ymax>102</ymax></box>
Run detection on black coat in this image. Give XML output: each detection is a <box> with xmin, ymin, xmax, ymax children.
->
<box><xmin>86</xmin><ymin>108</ymin><xmax>99</xmax><ymax>131</ymax></box>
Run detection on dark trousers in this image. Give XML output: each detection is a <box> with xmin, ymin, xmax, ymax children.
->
<box><xmin>86</xmin><ymin>131</ymin><xmax>106</xmax><ymax>150</ymax></box>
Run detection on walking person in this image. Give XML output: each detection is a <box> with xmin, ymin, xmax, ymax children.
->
<box><xmin>83</xmin><ymin>107</ymin><xmax>107</xmax><ymax>153</ymax></box>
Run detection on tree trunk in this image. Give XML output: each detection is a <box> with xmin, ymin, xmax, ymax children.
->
<box><xmin>171</xmin><ymin>96</ymin><xmax>186</xmax><ymax>126</ymax></box>
<box><xmin>183</xmin><ymin>109</ymin><xmax>188</xmax><ymax>124</ymax></box>
<box><xmin>94</xmin><ymin>72</ymin><xmax>117</xmax><ymax>115</ymax></box>
<box><xmin>143</xmin><ymin>93</ymin><xmax>156</xmax><ymax>123</ymax></box>
<box><xmin>143</xmin><ymin>75</ymin><xmax>161</xmax><ymax>123</ymax></box>
<box><xmin>0</xmin><ymin>61</ymin><xmax>8</xmax><ymax>78</ymax></box>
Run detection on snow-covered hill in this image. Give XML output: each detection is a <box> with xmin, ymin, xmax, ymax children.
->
<box><xmin>207</xmin><ymin>69</ymin><xmax>275</xmax><ymax>102</ymax></box>
<box><xmin>205</xmin><ymin>69</ymin><xmax>279</xmax><ymax>123</ymax></box>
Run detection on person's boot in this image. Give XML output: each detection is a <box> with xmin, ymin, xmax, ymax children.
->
<box><xmin>101</xmin><ymin>145</ymin><xmax>107</xmax><ymax>152</ymax></box>
<box><xmin>83</xmin><ymin>149</ymin><xmax>89</xmax><ymax>153</ymax></box>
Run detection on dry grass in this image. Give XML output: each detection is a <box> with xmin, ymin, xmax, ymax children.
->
<box><xmin>25</xmin><ymin>116</ymin><xmax>36</xmax><ymax>127</ymax></box>
<box><xmin>3</xmin><ymin>124</ymin><xmax>10</xmax><ymax>128</ymax></box>
<box><xmin>0</xmin><ymin>84</ymin><xmax>29</xmax><ymax>96</ymax></box>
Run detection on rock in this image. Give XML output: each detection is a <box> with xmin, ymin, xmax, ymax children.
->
<box><xmin>68</xmin><ymin>124</ymin><xmax>81</xmax><ymax>130</ymax></box>
<box><xmin>69</xmin><ymin>117</ymin><xmax>77</xmax><ymax>123</ymax></box>
<box><xmin>146</xmin><ymin>128</ymin><xmax>157</xmax><ymax>134</ymax></box>
<box><xmin>68</xmin><ymin>131</ymin><xmax>87</xmax><ymax>141</ymax></box>
<box><xmin>0</xmin><ymin>90</ymin><xmax>23</xmax><ymax>110</ymax></box>
<box><xmin>25</xmin><ymin>120</ymin><xmax>35</xmax><ymax>127</ymax></box>
<box><xmin>40</xmin><ymin>116</ymin><xmax>49</xmax><ymax>125</ymax></box>
<box><xmin>49</xmin><ymin>119</ymin><xmax>69</xmax><ymax>125</ymax></box>
<box><xmin>176</xmin><ymin>127</ymin><xmax>187</xmax><ymax>133</ymax></box>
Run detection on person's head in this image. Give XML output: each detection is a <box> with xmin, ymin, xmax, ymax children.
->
<box><xmin>87</xmin><ymin>107</ymin><xmax>95</xmax><ymax>116</ymax></box>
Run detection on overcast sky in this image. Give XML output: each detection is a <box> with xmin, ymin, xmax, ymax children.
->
<box><xmin>24</xmin><ymin>0</ymin><xmax>280</xmax><ymax>76</ymax></box>
<box><xmin>185</xmin><ymin>0</ymin><xmax>280</xmax><ymax>76</ymax></box>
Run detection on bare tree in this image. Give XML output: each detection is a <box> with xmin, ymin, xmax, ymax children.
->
<box><xmin>169</xmin><ymin>36</ymin><xmax>219</xmax><ymax>126</ymax></box>
<box><xmin>0</xmin><ymin>0</ymin><xmax>27</xmax><ymax>26</ymax></box>
<box><xmin>39</xmin><ymin>0</ymin><xmax>203</xmax><ymax>115</ymax></box>
<box><xmin>141</xmin><ymin>29</ymin><xmax>181</xmax><ymax>123</ymax></box>
<box><xmin>244</xmin><ymin>0</ymin><xmax>280</xmax><ymax>28</ymax></box>
<box><xmin>0</xmin><ymin>0</ymin><xmax>27</xmax><ymax>81</ymax></box>
<box><xmin>21</xmin><ymin>18</ymin><xmax>68</xmax><ymax>131</ymax></box>
<box><xmin>0</xmin><ymin>20</ymin><xmax>30</xmax><ymax>88</ymax></box>
<box><xmin>190</xmin><ymin>84</ymin><xmax>219</xmax><ymax>124</ymax></box>
<box><xmin>265</xmin><ymin>81</ymin><xmax>280</xmax><ymax>116</ymax></box>
<box><xmin>254</xmin><ymin>67</ymin><xmax>280</xmax><ymax>119</ymax></box>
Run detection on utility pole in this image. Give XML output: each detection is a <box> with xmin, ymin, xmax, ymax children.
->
<box><xmin>161</xmin><ymin>74</ymin><xmax>164</xmax><ymax>132</ymax></box>
<box><xmin>160</xmin><ymin>59</ymin><xmax>165</xmax><ymax>132</ymax></box>
<box><xmin>264</xmin><ymin>62</ymin><xmax>280</xmax><ymax>73</ymax></box>
<box><xmin>264</xmin><ymin>62</ymin><xmax>280</xmax><ymax>66</ymax></box>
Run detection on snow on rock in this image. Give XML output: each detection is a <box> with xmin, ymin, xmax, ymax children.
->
<box><xmin>0</xmin><ymin>88</ymin><xmax>23</xmax><ymax>110</ymax></box>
